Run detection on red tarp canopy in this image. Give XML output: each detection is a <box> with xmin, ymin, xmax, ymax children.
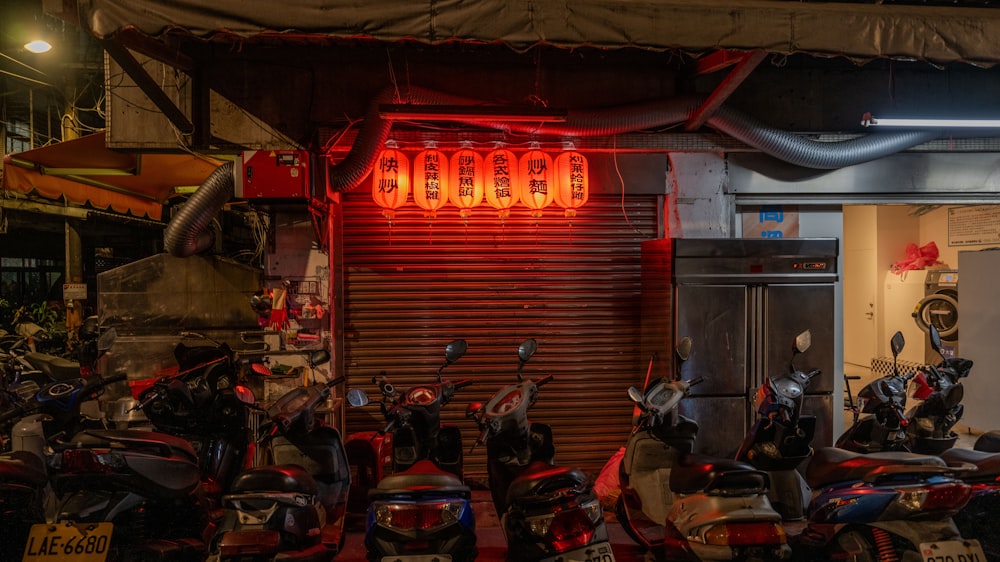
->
<box><xmin>2</xmin><ymin>132</ymin><xmax>221</xmax><ymax>220</ymax></box>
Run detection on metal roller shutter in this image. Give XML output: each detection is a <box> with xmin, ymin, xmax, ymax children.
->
<box><xmin>340</xmin><ymin>193</ymin><xmax>662</xmax><ymax>479</ymax></box>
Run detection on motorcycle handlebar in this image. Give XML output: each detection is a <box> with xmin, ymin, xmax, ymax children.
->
<box><xmin>806</xmin><ymin>369</ymin><xmax>822</xmax><ymax>378</ymax></box>
<box><xmin>326</xmin><ymin>375</ymin><xmax>346</xmax><ymax>388</ymax></box>
<box><xmin>453</xmin><ymin>379</ymin><xmax>473</xmax><ymax>390</ymax></box>
<box><xmin>688</xmin><ymin>376</ymin><xmax>705</xmax><ymax>386</ymax></box>
<box><xmin>535</xmin><ymin>374</ymin><xmax>554</xmax><ymax>387</ymax></box>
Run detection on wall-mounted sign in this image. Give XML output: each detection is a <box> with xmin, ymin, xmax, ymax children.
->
<box><xmin>742</xmin><ymin>205</ymin><xmax>799</xmax><ymax>238</ymax></box>
<box><xmin>63</xmin><ymin>283</ymin><xmax>87</xmax><ymax>300</ymax></box>
<box><xmin>948</xmin><ymin>205</ymin><xmax>1000</xmax><ymax>246</ymax></box>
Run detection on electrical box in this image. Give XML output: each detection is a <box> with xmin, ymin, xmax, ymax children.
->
<box><xmin>235</xmin><ymin>150</ymin><xmax>312</xmax><ymax>199</ymax></box>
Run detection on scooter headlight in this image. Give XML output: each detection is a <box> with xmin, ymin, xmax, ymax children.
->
<box><xmin>372</xmin><ymin>500</ymin><xmax>466</xmax><ymax>532</ymax></box>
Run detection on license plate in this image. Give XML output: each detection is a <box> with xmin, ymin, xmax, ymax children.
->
<box><xmin>557</xmin><ymin>542</ymin><xmax>617</xmax><ymax>562</ymax></box>
<box><xmin>382</xmin><ymin>554</ymin><xmax>451</xmax><ymax>562</ymax></box>
<box><xmin>23</xmin><ymin>522</ymin><xmax>113</xmax><ymax>562</ymax></box>
<box><xmin>920</xmin><ymin>539</ymin><xmax>986</xmax><ymax>562</ymax></box>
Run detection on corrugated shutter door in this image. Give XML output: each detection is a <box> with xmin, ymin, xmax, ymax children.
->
<box><xmin>341</xmin><ymin>193</ymin><xmax>660</xmax><ymax>479</ymax></box>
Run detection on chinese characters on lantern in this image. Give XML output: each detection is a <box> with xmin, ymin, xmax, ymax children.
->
<box><xmin>371</xmin><ymin>143</ymin><xmax>587</xmax><ymax>220</ymax></box>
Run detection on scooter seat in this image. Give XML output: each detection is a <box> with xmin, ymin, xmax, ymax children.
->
<box><xmin>941</xmin><ymin>448</ymin><xmax>1000</xmax><ymax>482</ymax></box>
<box><xmin>505</xmin><ymin>461</ymin><xmax>589</xmax><ymax>507</ymax></box>
<box><xmin>669</xmin><ymin>453</ymin><xmax>768</xmax><ymax>495</ymax></box>
<box><xmin>25</xmin><ymin>351</ymin><xmax>81</xmax><ymax>381</ymax></box>
<box><xmin>0</xmin><ymin>450</ymin><xmax>48</xmax><ymax>485</ymax></box>
<box><xmin>369</xmin><ymin>459</ymin><xmax>470</xmax><ymax>498</ymax></box>
<box><xmin>806</xmin><ymin>447</ymin><xmax>946</xmax><ymax>488</ymax></box>
<box><xmin>230</xmin><ymin>464</ymin><xmax>320</xmax><ymax>495</ymax></box>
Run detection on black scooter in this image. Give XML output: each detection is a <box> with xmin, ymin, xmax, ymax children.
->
<box><xmin>905</xmin><ymin>324</ymin><xmax>971</xmax><ymax>454</ymax></box>
<box><xmin>209</xmin><ymin>349</ymin><xmax>352</xmax><ymax>562</ymax></box>
<box><xmin>468</xmin><ymin>338</ymin><xmax>614</xmax><ymax>562</ymax></box>
<box><xmin>836</xmin><ymin>331</ymin><xmax>915</xmax><ymax>453</ymax></box>
<box><xmin>735</xmin><ymin>329</ymin><xmax>820</xmax><ymax>521</ymax></box>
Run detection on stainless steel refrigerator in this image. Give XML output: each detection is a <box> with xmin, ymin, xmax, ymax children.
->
<box><xmin>641</xmin><ymin>238</ymin><xmax>839</xmax><ymax>458</ymax></box>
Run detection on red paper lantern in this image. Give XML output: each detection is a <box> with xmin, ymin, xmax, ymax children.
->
<box><xmin>485</xmin><ymin>147</ymin><xmax>520</xmax><ymax>220</ymax></box>
<box><xmin>449</xmin><ymin>145</ymin><xmax>484</xmax><ymax>219</ymax></box>
<box><xmin>371</xmin><ymin>144</ymin><xmax>410</xmax><ymax>221</ymax></box>
<box><xmin>412</xmin><ymin>146</ymin><xmax>449</xmax><ymax>218</ymax></box>
<box><xmin>518</xmin><ymin>147</ymin><xmax>554</xmax><ymax>218</ymax></box>
<box><xmin>554</xmin><ymin>150</ymin><xmax>589</xmax><ymax>218</ymax></box>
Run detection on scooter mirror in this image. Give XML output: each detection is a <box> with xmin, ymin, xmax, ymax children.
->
<box><xmin>928</xmin><ymin>324</ymin><xmax>943</xmax><ymax>354</ymax></box>
<box><xmin>675</xmin><ymin>337</ymin><xmax>693</xmax><ymax>361</ymax></box>
<box><xmin>794</xmin><ymin>330</ymin><xmax>811</xmax><ymax>354</ymax></box>
<box><xmin>346</xmin><ymin>388</ymin><xmax>370</xmax><ymax>407</ymax></box>
<box><xmin>445</xmin><ymin>339</ymin><xmax>468</xmax><ymax>364</ymax></box>
<box><xmin>890</xmin><ymin>331</ymin><xmax>905</xmax><ymax>357</ymax></box>
<box><xmin>518</xmin><ymin>338</ymin><xmax>538</xmax><ymax>362</ymax></box>
<box><xmin>308</xmin><ymin>349</ymin><xmax>331</xmax><ymax>367</ymax></box>
<box><xmin>627</xmin><ymin>386</ymin><xmax>644</xmax><ymax>404</ymax></box>
<box><xmin>465</xmin><ymin>402</ymin><xmax>482</xmax><ymax>418</ymax></box>
<box><xmin>97</xmin><ymin>327</ymin><xmax>118</xmax><ymax>352</ymax></box>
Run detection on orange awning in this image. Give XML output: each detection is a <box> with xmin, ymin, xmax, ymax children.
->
<box><xmin>2</xmin><ymin>132</ymin><xmax>222</xmax><ymax>220</ymax></box>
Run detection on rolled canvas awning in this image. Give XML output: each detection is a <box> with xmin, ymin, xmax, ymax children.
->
<box><xmin>73</xmin><ymin>0</ymin><xmax>1000</xmax><ymax>66</ymax></box>
<box><xmin>2</xmin><ymin>132</ymin><xmax>221</xmax><ymax>220</ymax></box>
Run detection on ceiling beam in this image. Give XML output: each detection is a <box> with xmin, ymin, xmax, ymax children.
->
<box><xmin>685</xmin><ymin>49</ymin><xmax>767</xmax><ymax>132</ymax></box>
<box><xmin>100</xmin><ymin>38</ymin><xmax>195</xmax><ymax>135</ymax></box>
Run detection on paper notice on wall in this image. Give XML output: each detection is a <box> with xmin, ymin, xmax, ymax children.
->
<box><xmin>742</xmin><ymin>205</ymin><xmax>799</xmax><ymax>238</ymax></box>
<box><xmin>948</xmin><ymin>205</ymin><xmax>1000</xmax><ymax>246</ymax></box>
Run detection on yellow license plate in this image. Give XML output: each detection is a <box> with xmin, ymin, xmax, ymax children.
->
<box><xmin>23</xmin><ymin>522</ymin><xmax>113</xmax><ymax>562</ymax></box>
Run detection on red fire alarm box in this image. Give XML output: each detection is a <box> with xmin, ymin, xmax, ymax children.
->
<box><xmin>235</xmin><ymin>150</ymin><xmax>312</xmax><ymax>199</ymax></box>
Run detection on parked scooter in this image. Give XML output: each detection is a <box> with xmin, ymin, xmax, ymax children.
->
<box><xmin>836</xmin><ymin>331</ymin><xmax>915</xmax><ymax>453</ymax></box>
<box><xmin>208</xmin><ymin>349</ymin><xmax>352</xmax><ymax>562</ymax></box>
<box><xmin>349</xmin><ymin>339</ymin><xmax>477</xmax><ymax>562</ymax></box>
<box><xmin>905</xmin><ymin>324</ymin><xmax>971</xmax><ymax>454</ymax></box>
<box><xmin>798</xmin><ymin>330</ymin><xmax>985</xmax><ymax>561</ymax></box>
<box><xmin>1</xmin><ymin>328</ymin><xmax>215</xmax><ymax>562</ymax></box>
<box><xmin>0</xmin><ymin>328</ymin><xmax>121</xmax><ymax>562</ymax></box>
<box><xmin>468</xmin><ymin>338</ymin><xmax>615</xmax><ymax>562</ymax></box>
<box><xmin>653</xmin><ymin>338</ymin><xmax>791</xmax><ymax>561</ymax></box>
<box><xmin>616</xmin><ymin>336</ymin><xmax>700</xmax><ymax>549</ymax></box>
<box><xmin>136</xmin><ymin>332</ymin><xmax>258</xmax><ymax>503</ymax></box>
<box><xmin>345</xmin><ymin>339</ymin><xmax>471</xmax><ymax>511</ymax></box>
<box><xmin>735</xmin><ymin>329</ymin><xmax>820</xmax><ymax>521</ymax></box>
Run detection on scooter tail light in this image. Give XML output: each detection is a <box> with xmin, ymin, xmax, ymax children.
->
<box><xmin>528</xmin><ymin>500</ymin><xmax>599</xmax><ymax>552</ymax></box>
<box><xmin>897</xmin><ymin>482</ymin><xmax>971</xmax><ymax>514</ymax></box>
<box><xmin>703</xmin><ymin>522</ymin><xmax>787</xmax><ymax>546</ymax></box>
<box><xmin>373</xmin><ymin>500</ymin><xmax>464</xmax><ymax>532</ymax></box>
<box><xmin>58</xmin><ymin>449</ymin><xmax>122</xmax><ymax>473</ymax></box>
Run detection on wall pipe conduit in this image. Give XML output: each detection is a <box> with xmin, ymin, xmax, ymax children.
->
<box><xmin>165</xmin><ymin>85</ymin><xmax>941</xmax><ymax>257</ymax></box>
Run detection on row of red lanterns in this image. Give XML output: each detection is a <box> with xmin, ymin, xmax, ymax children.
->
<box><xmin>372</xmin><ymin>141</ymin><xmax>589</xmax><ymax>221</ymax></box>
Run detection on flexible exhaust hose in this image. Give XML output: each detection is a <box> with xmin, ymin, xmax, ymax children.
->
<box><xmin>163</xmin><ymin>160</ymin><xmax>234</xmax><ymax>257</ymax></box>
<box><xmin>168</xmin><ymin>86</ymin><xmax>942</xmax><ymax>256</ymax></box>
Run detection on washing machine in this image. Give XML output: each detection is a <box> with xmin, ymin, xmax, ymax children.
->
<box><xmin>913</xmin><ymin>269</ymin><xmax>959</xmax><ymax>363</ymax></box>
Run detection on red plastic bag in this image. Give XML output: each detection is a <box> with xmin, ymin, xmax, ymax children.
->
<box><xmin>890</xmin><ymin>241</ymin><xmax>942</xmax><ymax>274</ymax></box>
<box><xmin>594</xmin><ymin>447</ymin><xmax>625</xmax><ymax>509</ymax></box>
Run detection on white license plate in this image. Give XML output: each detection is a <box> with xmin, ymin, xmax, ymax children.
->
<box><xmin>382</xmin><ymin>554</ymin><xmax>451</xmax><ymax>562</ymax></box>
<box><xmin>557</xmin><ymin>542</ymin><xmax>617</xmax><ymax>562</ymax></box>
<box><xmin>23</xmin><ymin>522</ymin><xmax>113</xmax><ymax>562</ymax></box>
<box><xmin>920</xmin><ymin>539</ymin><xmax>986</xmax><ymax>562</ymax></box>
